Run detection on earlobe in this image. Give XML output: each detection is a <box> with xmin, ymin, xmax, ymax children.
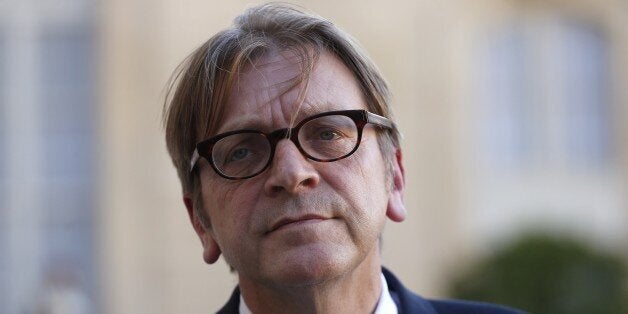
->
<box><xmin>183</xmin><ymin>193</ymin><xmax>222</xmax><ymax>264</ymax></box>
<box><xmin>386</xmin><ymin>149</ymin><xmax>406</xmax><ymax>222</ymax></box>
<box><xmin>202</xmin><ymin>237</ymin><xmax>222</xmax><ymax>264</ymax></box>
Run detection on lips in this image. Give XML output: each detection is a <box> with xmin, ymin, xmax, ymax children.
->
<box><xmin>268</xmin><ymin>214</ymin><xmax>329</xmax><ymax>234</ymax></box>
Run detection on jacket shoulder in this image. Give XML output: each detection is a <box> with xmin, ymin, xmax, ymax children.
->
<box><xmin>429</xmin><ymin>299</ymin><xmax>525</xmax><ymax>314</ymax></box>
<box><xmin>382</xmin><ymin>267</ymin><xmax>525</xmax><ymax>314</ymax></box>
<box><xmin>216</xmin><ymin>286</ymin><xmax>239</xmax><ymax>314</ymax></box>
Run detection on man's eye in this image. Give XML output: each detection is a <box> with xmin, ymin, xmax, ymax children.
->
<box><xmin>228</xmin><ymin>148</ymin><xmax>251</xmax><ymax>161</ymax></box>
<box><xmin>318</xmin><ymin>130</ymin><xmax>339</xmax><ymax>140</ymax></box>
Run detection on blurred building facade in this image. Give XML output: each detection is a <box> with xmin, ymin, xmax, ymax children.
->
<box><xmin>0</xmin><ymin>1</ymin><xmax>98</xmax><ymax>313</ymax></box>
<box><xmin>455</xmin><ymin>0</ymin><xmax>628</xmax><ymax>252</ymax></box>
<box><xmin>1</xmin><ymin>0</ymin><xmax>626</xmax><ymax>313</ymax></box>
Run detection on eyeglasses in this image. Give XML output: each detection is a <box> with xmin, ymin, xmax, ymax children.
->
<box><xmin>189</xmin><ymin>109</ymin><xmax>394</xmax><ymax>180</ymax></box>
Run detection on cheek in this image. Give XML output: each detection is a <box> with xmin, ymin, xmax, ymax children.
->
<box><xmin>200</xmin><ymin>175</ymin><xmax>261</xmax><ymax>239</ymax></box>
<box><xmin>324</xmin><ymin>142</ymin><xmax>390</xmax><ymax>218</ymax></box>
<box><xmin>349</xmin><ymin>141</ymin><xmax>389</xmax><ymax>199</ymax></box>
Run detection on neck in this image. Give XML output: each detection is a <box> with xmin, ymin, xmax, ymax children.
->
<box><xmin>238</xmin><ymin>252</ymin><xmax>383</xmax><ymax>314</ymax></box>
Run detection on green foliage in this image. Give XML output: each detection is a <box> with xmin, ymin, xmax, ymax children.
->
<box><xmin>448</xmin><ymin>234</ymin><xmax>628</xmax><ymax>314</ymax></box>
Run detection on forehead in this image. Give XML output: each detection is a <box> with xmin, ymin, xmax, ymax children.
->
<box><xmin>218</xmin><ymin>49</ymin><xmax>366</xmax><ymax>133</ymax></box>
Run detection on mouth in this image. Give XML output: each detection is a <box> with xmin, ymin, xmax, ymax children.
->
<box><xmin>267</xmin><ymin>214</ymin><xmax>330</xmax><ymax>234</ymax></box>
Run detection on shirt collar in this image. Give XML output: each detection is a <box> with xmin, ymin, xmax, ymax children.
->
<box><xmin>239</xmin><ymin>294</ymin><xmax>252</xmax><ymax>314</ymax></box>
<box><xmin>374</xmin><ymin>272</ymin><xmax>399</xmax><ymax>314</ymax></box>
<box><xmin>238</xmin><ymin>272</ymin><xmax>398</xmax><ymax>314</ymax></box>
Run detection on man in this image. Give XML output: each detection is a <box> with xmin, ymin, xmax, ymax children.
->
<box><xmin>163</xmin><ymin>3</ymin><xmax>522</xmax><ymax>313</ymax></box>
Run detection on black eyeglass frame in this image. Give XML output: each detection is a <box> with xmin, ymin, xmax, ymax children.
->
<box><xmin>189</xmin><ymin>109</ymin><xmax>394</xmax><ymax>180</ymax></box>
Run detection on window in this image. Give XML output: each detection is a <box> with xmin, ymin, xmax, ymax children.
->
<box><xmin>467</xmin><ymin>12</ymin><xmax>624</xmax><ymax>244</ymax></box>
<box><xmin>478</xmin><ymin>17</ymin><xmax>613</xmax><ymax>172</ymax></box>
<box><xmin>0</xmin><ymin>31</ymin><xmax>8</xmax><ymax>312</ymax></box>
<box><xmin>0</xmin><ymin>2</ymin><xmax>98</xmax><ymax>313</ymax></box>
<box><xmin>478</xmin><ymin>23</ymin><xmax>533</xmax><ymax>169</ymax></box>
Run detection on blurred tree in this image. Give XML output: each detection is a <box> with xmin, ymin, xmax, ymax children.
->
<box><xmin>448</xmin><ymin>233</ymin><xmax>628</xmax><ymax>314</ymax></box>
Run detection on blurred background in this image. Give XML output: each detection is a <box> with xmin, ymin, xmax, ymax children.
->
<box><xmin>1</xmin><ymin>0</ymin><xmax>627</xmax><ymax>313</ymax></box>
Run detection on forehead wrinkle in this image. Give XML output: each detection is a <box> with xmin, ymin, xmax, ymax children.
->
<box><xmin>221</xmin><ymin>50</ymin><xmax>351</xmax><ymax>136</ymax></box>
<box><xmin>236</xmin><ymin>49</ymin><xmax>314</xmax><ymax>129</ymax></box>
<box><xmin>221</xmin><ymin>79</ymin><xmax>295</xmax><ymax>134</ymax></box>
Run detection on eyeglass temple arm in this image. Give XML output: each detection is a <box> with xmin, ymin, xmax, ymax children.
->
<box><xmin>365</xmin><ymin>111</ymin><xmax>394</xmax><ymax>129</ymax></box>
<box><xmin>190</xmin><ymin>149</ymin><xmax>200</xmax><ymax>172</ymax></box>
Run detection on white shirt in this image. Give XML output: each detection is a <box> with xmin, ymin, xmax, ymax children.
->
<box><xmin>239</xmin><ymin>272</ymin><xmax>398</xmax><ymax>314</ymax></box>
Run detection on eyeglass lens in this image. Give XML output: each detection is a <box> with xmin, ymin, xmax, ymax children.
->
<box><xmin>211</xmin><ymin>114</ymin><xmax>359</xmax><ymax>178</ymax></box>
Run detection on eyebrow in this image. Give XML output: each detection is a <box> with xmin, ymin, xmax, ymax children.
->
<box><xmin>217</xmin><ymin>114</ymin><xmax>268</xmax><ymax>134</ymax></box>
<box><xmin>216</xmin><ymin>103</ymin><xmax>336</xmax><ymax>134</ymax></box>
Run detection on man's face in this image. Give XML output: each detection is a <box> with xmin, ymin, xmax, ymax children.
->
<box><xmin>189</xmin><ymin>49</ymin><xmax>405</xmax><ymax>287</ymax></box>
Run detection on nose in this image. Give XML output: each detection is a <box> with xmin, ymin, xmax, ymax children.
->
<box><xmin>263</xmin><ymin>139</ymin><xmax>320</xmax><ymax>196</ymax></box>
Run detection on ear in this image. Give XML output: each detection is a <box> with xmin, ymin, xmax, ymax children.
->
<box><xmin>386</xmin><ymin>149</ymin><xmax>406</xmax><ymax>222</ymax></box>
<box><xmin>183</xmin><ymin>193</ymin><xmax>222</xmax><ymax>264</ymax></box>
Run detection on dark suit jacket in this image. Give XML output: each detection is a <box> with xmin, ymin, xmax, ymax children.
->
<box><xmin>217</xmin><ymin>268</ymin><xmax>524</xmax><ymax>313</ymax></box>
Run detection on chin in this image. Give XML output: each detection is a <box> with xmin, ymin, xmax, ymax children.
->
<box><xmin>265</xmin><ymin>244</ymin><xmax>355</xmax><ymax>287</ymax></box>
